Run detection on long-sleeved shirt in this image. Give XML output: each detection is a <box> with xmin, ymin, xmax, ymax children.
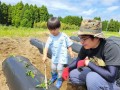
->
<box><xmin>68</xmin><ymin>38</ymin><xmax>120</xmax><ymax>83</ymax></box>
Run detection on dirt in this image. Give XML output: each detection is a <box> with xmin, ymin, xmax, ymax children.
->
<box><xmin>0</xmin><ymin>37</ymin><xmax>63</xmax><ymax>90</ymax></box>
<box><xmin>0</xmin><ymin>36</ymin><xmax>84</xmax><ymax>90</ymax></box>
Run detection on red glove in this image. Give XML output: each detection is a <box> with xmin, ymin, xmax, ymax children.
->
<box><xmin>62</xmin><ymin>67</ymin><xmax>69</xmax><ymax>80</ymax></box>
<box><xmin>77</xmin><ymin>60</ymin><xmax>85</xmax><ymax>68</ymax></box>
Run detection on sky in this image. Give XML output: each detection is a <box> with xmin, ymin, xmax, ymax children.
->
<box><xmin>1</xmin><ymin>0</ymin><xmax>120</xmax><ymax>21</ymax></box>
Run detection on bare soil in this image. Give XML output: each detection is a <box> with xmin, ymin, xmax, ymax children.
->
<box><xmin>0</xmin><ymin>36</ymin><xmax>84</xmax><ymax>90</ymax></box>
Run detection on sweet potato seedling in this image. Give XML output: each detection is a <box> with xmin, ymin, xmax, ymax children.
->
<box><xmin>26</xmin><ymin>70</ymin><xmax>35</xmax><ymax>78</ymax></box>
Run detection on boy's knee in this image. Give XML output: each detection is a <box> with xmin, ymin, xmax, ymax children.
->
<box><xmin>51</xmin><ymin>63</ymin><xmax>57</xmax><ymax>71</ymax></box>
<box><xmin>57</xmin><ymin>64</ymin><xmax>63</xmax><ymax>71</ymax></box>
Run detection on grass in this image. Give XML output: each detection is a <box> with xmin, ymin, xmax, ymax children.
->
<box><xmin>103</xmin><ymin>31</ymin><xmax>120</xmax><ymax>37</ymax></box>
<box><xmin>0</xmin><ymin>25</ymin><xmax>47</xmax><ymax>37</ymax></box>
<box><xmin>0</xmin><ymin>25</ymin><xmax>120</xmax><ymax>37</ymax></box>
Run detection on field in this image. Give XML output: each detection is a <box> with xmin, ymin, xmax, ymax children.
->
<box><xmin>0</xmin><ymin>25</ymin><xmax>120</xmax><ymax>90</ymax></box>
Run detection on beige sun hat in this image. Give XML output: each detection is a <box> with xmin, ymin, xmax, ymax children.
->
<box><xmin>78</xmin><ymin>19</ymin><xmax>105</xmax><ymax>38</ymax></box>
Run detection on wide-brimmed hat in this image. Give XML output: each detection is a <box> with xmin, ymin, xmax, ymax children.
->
<box><xmin>78</xmin><ymin>19</ymin><xmax>105</xmax><ymax>38</ymax></box>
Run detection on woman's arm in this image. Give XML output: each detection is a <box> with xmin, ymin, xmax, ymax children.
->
<box><xmin>88</xmin><ymin>62</ymin><xmax>118</xmax><ymax>83</ymax></box>
<box><xmin>68</xmin><ymin>57</ymin><xmax>80</xmax><ymax>71</ymax></box>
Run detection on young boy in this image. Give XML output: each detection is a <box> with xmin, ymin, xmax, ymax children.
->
<box><xmin>43</xmin><ymin>17</ymin><xmax>74</xmax><ymax>89</ymax></box>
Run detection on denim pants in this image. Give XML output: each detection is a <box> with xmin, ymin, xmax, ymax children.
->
<box><xmin>69</xmin><ymin>67</ymin><xmax>120</xmax><ymax>90</ymax></box>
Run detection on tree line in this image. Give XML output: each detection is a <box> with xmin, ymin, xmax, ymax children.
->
<box><xmin>0</xmin><ymin>1</ymin><xmax>120</xmax><ymax>32</ymax></box>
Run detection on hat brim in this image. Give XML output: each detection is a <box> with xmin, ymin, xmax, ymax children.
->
<box><xmin>78</xmin><ymin>31</ymin><xmax>105</xmax><ymax>38</ymax></box>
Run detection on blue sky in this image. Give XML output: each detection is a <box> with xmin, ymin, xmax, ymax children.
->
<box><xmin>1</xmin><ymin>0</ymin><xmax>120</xmax><ymax>21</ymax></box>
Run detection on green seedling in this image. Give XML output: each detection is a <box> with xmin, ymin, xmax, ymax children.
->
<box><xmin>47</xmin><ymin>80</ymin><xmax>51</xmax><ymax>85</ymax></box>
<box><xmin>36</xmin><ymin>80</ymin><xmax>51</xmax><ymax>88</ymax></box>
<box><xmin>36</xmin><ymin>83</ymin><xmax>46</xmax><ymax>88</ymax></box>
<box><xmin>26</xmin><ymin>70</ymin><xmax>35</xmax><ymax>78</ymax></box>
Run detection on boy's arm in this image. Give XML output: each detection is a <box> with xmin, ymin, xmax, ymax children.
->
<box><xmin>68</xmin><ymin>46</ymin><xmax>74</xmax><ymax>58</ymax></box>
<box><xmin>43</xmin><ymin>47</ymin><xmax>48</xmax><ymax>63</ymax></box>
<box><xmin>43</xmin><ymin>36</ymin><xmax>52</xmax><ymax>62</ymax></box>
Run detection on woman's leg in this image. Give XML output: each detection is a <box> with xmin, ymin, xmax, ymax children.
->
<box><xmin>113</xmin><ymin>81</ymin><xmax>120</xmax><ymax>90</ymax></box>
<box><xmin>69</xmin><ymin>67</ymin><xmax>91</xmax><ymax>85</ymax></box>
<box><xmin>86</xmin><ymin>72</ymin><xmax>114</xmax><ymax>90</ymax></box>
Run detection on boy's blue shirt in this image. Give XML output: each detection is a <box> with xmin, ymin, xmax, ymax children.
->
<box><xmin>45</xmin><ymin>32</ymin><xmax>73</xmax><ymax>64</ymax></box>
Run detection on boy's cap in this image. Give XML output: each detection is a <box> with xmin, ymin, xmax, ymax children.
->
<box><xmin>78</xmin><ymin>19</ymin><xmax>105</xmax><ymax>38</ymax></box>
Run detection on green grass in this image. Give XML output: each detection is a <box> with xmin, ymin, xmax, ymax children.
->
<box><xmin>0</xmin><ymin>25</ymin><xmax>48</xmax><ymax>37</ymax></box>
<box><xmin>103</xmin><ymin>31</ymin><xmax>120</xmax><ymax>37</ymax></box>
<box><xmin>0</xmin><ymin>25</ymin><xmax>120</xmax><ymax>37</ymax></box>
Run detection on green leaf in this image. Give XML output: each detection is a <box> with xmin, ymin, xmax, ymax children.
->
<box><xmin>35</xmin><ymin>80</ymin><xmax>51</xmax><ymax>88</ymax></box>
<box><xmin>36</xmin><ymin>83</ymin><xmax>46</xmax><ymax>88</ymax></box>
<box><xmin>26</xmin><ymin>70</ymin><xmax>35</xmax><ymax>78</ymax></box>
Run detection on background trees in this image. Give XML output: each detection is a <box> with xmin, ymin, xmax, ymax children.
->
<box><xmin>0</xmin><ymin>1</ymin><xmax>120</xmax><ymax>32</ymax></box>
<box><xmin>0</xmin><ymin>2</ymin><xmax>8</xmax><ymax>25</ymax></box>
<box><xmin>62</xmin><ymin>16</ymin><xmax>83</xmax><ymax>26</ymax></box>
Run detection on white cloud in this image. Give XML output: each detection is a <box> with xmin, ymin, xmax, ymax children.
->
<box><xmin>27</xmin><ymin>0</ymin><xmax>80</xmax><ymax>13</ymax></box>
<box><xmin>82</xmin><ymin>9</ymin><xmax>96</xmax><ymax>16</ymax></box>
<box><xmin>80</xmin><ymin>0</ymin><xmax>95</xmax><ymax>7</ymax></box>
<box><xmin>50</xmin><ymin>1</ymin><xmax>79</xmax><ymax>12</ymax></box>
<box><xmin>24</xmin><ymin>0</ymin><xmax>48</xmax><ymax>6</ymax></box>
<box><xmin>107</xmin><ymin>6</ymin><xmax>119</xmax><ymax>12</ymax></box>
<box><xmin>101</xmin><ymin>0</ymin><xmax>119</xmax><ymax>6</ymax></box>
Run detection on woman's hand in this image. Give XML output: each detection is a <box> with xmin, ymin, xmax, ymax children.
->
<box><xmin>62</xmin><ymin>67</ymin><xmax>69</xmax><ymax>80</ymax></box>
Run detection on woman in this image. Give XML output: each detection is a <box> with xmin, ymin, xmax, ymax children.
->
<box><xmin>62</xmin><ymin>19</ymin><xmax>120</xmax><ymax>90</ymax></box>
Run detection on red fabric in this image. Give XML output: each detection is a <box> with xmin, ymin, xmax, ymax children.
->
<box><xmin>77</xmin><ymin>60</ymin><xmax>85</xmax><ymax>68</ymax></box>
<box><xmin>62</xmin><ymin>67</ymin><xmax>69</xmax><ymax>80</ymax></box>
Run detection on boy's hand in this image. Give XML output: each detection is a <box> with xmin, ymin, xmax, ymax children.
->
<box><xmin>70</xmin><ymin>52</ymin><xmax>74</xmax><ymax>58</ymax></box>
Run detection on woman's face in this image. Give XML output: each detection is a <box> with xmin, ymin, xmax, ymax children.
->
<box><xmin>79</xmin><ymin>35</ymin><xmax>99</xmax><ymax>49</ymax></box>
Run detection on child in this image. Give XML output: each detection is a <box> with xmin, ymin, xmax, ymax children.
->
<box><xmin>43</xmin><ymin>17</ymin><xmax>74</xmax><ymax>89</ymax></box>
